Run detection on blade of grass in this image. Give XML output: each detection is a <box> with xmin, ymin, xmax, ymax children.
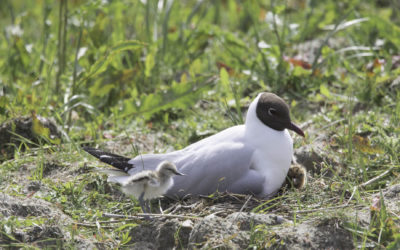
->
<box><xmin>66</xmin><ymin>26</ymin><xmax>83</xmax><ymax>132</ymax></box>
<box><xmin>55</xmin><ymin>0</ymin><xmax>68</xmax><ymax>95</ymax></box>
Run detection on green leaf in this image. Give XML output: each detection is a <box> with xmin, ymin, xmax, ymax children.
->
<box><xmin>0</xmin><ymin>96</ymin><xmax>7</xmax><ymax>115</ymax></box>
<box><xmin>122</xmin><ymin>76</ymin><xmax>216</xmax><ymax>119</ymax></box>
<box><xmin>32</xmin><ymin>114</ymin><xmax>61</xmax><ymax>145</ymax></box>
<box><xmin>368</xmin><ymin>16</ymin><xmax>400</xmax><ymax>49</ymax></box>
<box><xmin>220</xmin><ymin>68</ymin><xmax>230</xmax><ymax>91</ymax></box>
<box><xmin>94</xmin><ymin>84</ymin><xmax>114</xmax><ymax>97</ymax></box>
<box><xmin>274</xmin><ymin>5</ymin><xmax>286</xmax><ymax>15</ymax></box>
<box><xmin>84</xmin><ymin>52</ymin><xmax>112</xmax><ymax>80</ymax></box>
<box><xmin>116</xmin><ymin>223</ymin><xmax>138</xmax><ymax>232</ymax></box>
<box><xmin>82</xmin><ymin>40</ymin><xmax>146</xmax><ymax>82</ymax></box>
<box><xmin>320</xmin><ymin>84</ymin><xmax>331</xmax><ymax>98</ymax></box>
<box><xmin>145</xmin><ymin>49</ymin><xmax>156</xmax><ymax>78</ymax></box>
<box><xmin>189</xmin><ymin>59</ymin><xmax>202</xmax><ymax>77</ymax></box>
<box><xmin>110</xmin><ymin>40</ymin><xmax>147</xmax><ymax>53</ymax></box>
<box><xmin>321</xmin><ymin>46</ymin><xmax>334</xmax><ymax>58</ymax></box>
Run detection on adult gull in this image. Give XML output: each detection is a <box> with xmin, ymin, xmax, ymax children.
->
<box><xmin>83</xmin><ymin>92</ymin><xmax>305</xmax><ymax>198</ymax></box>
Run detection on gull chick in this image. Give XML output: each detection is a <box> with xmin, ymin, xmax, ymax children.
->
<box><xmin>110</xmin><ymin>161</ymin><xmax>184</xmax><ymax>214</ymax></box>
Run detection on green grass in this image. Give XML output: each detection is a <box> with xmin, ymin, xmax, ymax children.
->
<box><xmin>0</xmin><ymin>0</ymin><xmax>399</xmax><ymax>248</ymax></box>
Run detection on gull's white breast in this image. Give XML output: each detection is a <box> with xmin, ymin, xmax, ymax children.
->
<box><xmin>247</xmin><ymin>130</ymin><xmax>293</xmax><ymax>195</ymax></box>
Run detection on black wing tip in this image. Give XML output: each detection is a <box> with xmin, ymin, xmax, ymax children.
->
<box><xmin>82</xmin><ymin>146</ymin><xmax>135</xmax><ymax>173</ymax></box>
<box><xmin>81</xmin><ymin>146</ymin><xmax>103</xmax><ymax>159</ymax></box>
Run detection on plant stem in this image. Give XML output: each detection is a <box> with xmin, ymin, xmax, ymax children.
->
<box><xmin>55</xmin><ymin>0</ymin><xmax>68</xmax><ymax>95</ymax></box>
<box><xmin>66</xmin><ymin>26</ymin><xmax>83</xmax><ymax>132</ymax></box>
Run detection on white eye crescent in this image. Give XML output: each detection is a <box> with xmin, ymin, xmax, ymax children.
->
<box><xmin>268</xmin><ymin>108</ymin><xmax>277</xmax><ymax>116</ymax></box>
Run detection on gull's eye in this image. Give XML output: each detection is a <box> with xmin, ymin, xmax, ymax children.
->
<box><xmin>268</xmin><ymin>108</ymin><xmax>277</xmax><ymax>116</ymax></box>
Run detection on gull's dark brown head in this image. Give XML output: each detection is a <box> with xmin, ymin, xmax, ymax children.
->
<box><xmin>256</xmin><ymin>93</ymin><xmax>305</xmax><ymax>137</ymax></box>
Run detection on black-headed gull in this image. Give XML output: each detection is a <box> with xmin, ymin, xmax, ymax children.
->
<box><xmin>84</xmin><ymin>92</ymin><xmax>305</xmax><ymax>198</ymax></box>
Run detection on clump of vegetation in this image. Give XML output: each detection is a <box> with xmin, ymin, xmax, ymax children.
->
<box><xmin>0</xmin><ymin>0</ymin><xmax>399</xmax><ymax>248</ymax></box>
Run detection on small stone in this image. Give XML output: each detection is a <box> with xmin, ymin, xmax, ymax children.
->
<box><xmin>181</xmin><ymin>219</ymin><xmax>193</xmax><ymax>228</ymax></box>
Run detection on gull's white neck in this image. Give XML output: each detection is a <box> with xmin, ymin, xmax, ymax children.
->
<box><xmin>244</xmin><ymin>93</ymin><xmax>294</xmax><ymax>195</ymax></box>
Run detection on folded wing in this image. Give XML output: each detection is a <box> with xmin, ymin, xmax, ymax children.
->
<box><xmin>128</xmin><ymin>142</ymin><xmax>264</xmax><ymax>198</ymax></box>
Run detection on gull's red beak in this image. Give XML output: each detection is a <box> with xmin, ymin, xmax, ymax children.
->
<box><xmin>288</xmin><ymin>122</ymin><xmax>305</xmax><ymax>137</ymax></box>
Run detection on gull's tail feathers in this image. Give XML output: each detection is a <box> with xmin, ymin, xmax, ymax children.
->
<box><xmin>82</xmin><ymin>147</ymin><xmax>135</xmax><ymax>173</ymax></box>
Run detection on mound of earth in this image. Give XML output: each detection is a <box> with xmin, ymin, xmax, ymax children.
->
<box><xmin>0</xmin><ymin>116</ymin><xmax>61</xmax><ymax>161</ymax></box>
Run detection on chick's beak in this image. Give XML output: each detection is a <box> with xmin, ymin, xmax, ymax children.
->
<box><xmin>174</xmin><ymin>171</ymin><xmax>185</xmax><ymax>176</ymax></box>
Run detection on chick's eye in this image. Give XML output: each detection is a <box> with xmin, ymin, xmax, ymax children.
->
<box><xmin>268</xmin><ymin>108</ymin><xmax>277</xmax><ymax>116</ymax></box>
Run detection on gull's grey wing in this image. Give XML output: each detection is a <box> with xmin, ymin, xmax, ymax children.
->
<box><xmin>126</xmin><ymin>125</ymin><xmax>247</xmax><ymax>173</ymax></box>
<box><xmin>127</xmin><ymin>151</ymin><xmax>183</xmax><ymax>174</ymax></box>
<box><xmin>169</xmin><ymin>142</ymin><xmax>264</xmax><ymax>198</ymax></box>
<box><xmin>128</xmin><ymin>142</ymin><xmax>264</xmax><ymax>198</ymax></box>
